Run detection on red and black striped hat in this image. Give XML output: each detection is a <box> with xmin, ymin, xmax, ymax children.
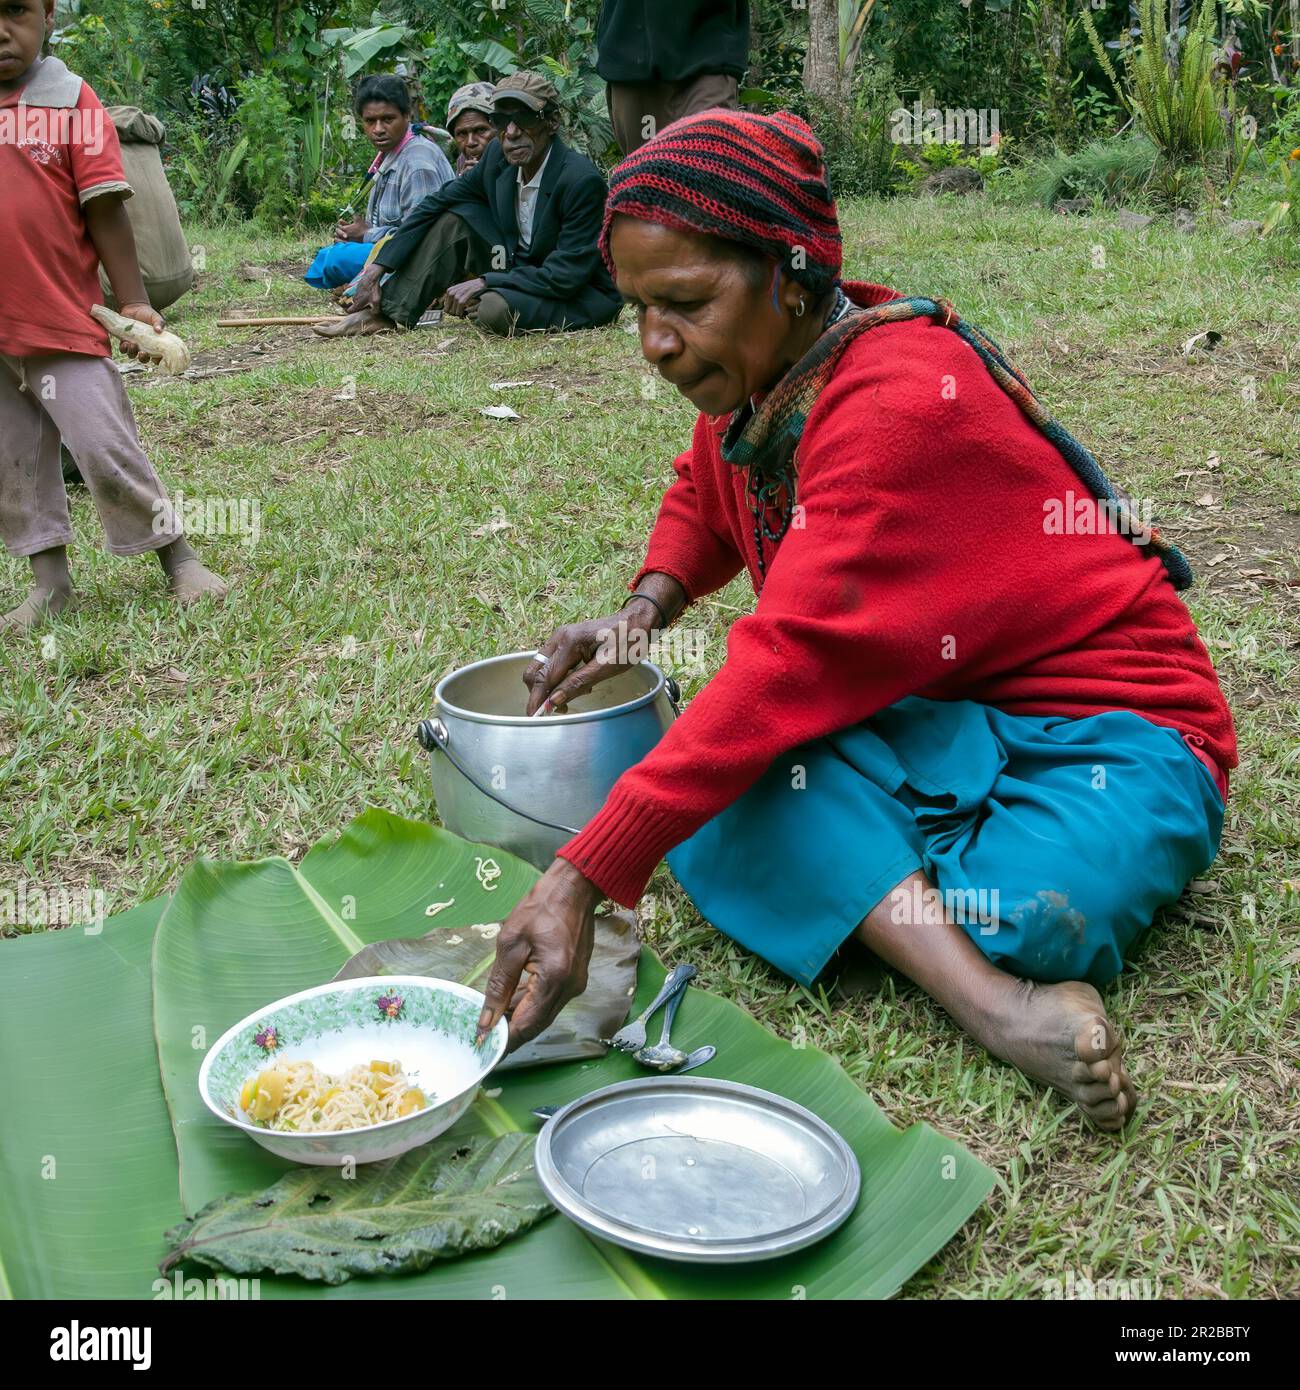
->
<box><xmin>599</xmin><ymin>109</ymin><xmax>842</xmax><ymax>294</ymax></box>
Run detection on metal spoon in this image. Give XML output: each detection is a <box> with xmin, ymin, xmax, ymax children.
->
<box><xmin>672</xmin><ymin>1044</ymin><xmax>716</xmax><ymax>1075</ymax></box>
<box><xmin>633</xmin><ymin>974</ymin><xmax>691</xmax><ymax>1071</ymax></box>
<box><xmin>606</xmin><ymin>963</ymin><xmax>696</xmax><ymax>1054</ymax></box>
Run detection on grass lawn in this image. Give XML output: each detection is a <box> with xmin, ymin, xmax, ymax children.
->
<box><xmin>3</xmin><ymin>197</ymin><xmax>1298</xmax><ymax>1298</ymax></box>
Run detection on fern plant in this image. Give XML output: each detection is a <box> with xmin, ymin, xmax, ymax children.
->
<box><xmin>1081</xmin><ymin>0</ymin><xmax>1225</xmax><ymax>167</ymax></box>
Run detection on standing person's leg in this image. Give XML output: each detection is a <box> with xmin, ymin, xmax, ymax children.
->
<box><xmin>607</xmin><ymin>79</ymin><xmax>678</xmax><ymax>153</ymax></box>
<box><xmin>0</xmin><ymin>354</ymin><xmax>75</xmax><ymax>629</ymax></box>
<box><xmin>665</xmin><ymin>71</ymin><xmax>741</xmax><ymax>123</ymax></box>
<box><xmin>20</xmin><ymin>352</ymin><xmax>226</xmax><ymax>607</ymax></box>
<box><xmin>314</xmin><ymin>214</ymin><xmax>497</xmax><ymax>337</ymax></box>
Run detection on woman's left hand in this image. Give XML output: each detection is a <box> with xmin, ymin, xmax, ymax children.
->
<box><xmin>116</xmin><ymin>302</ymin><xmax>166</xmax><ymax>364</ymax></box>
<box><xmin>476</xmin><ymin>859</ymin><xmax>601</xmax><ymax>1052</ymax></box>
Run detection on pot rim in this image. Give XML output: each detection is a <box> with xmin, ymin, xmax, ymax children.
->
<box><xmin>433</xmin><ymin>649</ymin><xmax>669</xmax><ymax>727</ymax></box>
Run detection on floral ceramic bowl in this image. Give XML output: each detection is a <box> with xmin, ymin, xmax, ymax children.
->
<box><xmin>198</xmin><ymin>975</ymin><xmax>508</xmax><ymax>1166</ymax></box>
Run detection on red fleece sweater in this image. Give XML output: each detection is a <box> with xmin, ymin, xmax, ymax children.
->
<box><xmin>558</xmin><ymin>282</ymin><xmax>1237</xmax><ymax>907</ymax></box>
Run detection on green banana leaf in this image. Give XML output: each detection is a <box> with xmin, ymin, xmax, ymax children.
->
<box><xmin>0</xmin><ymin>898</ymin><xmax>176</xmax><ymax>1300</ymax></box>
<box><xmin>152</xmin><ymin>810</ymin><xmax>540</xmax><ymax>1216</ymax></box>
<box><xmin>0</xmin><ymin>808</ymin><xmax>995</xmax><ymax>1299</ymax></box>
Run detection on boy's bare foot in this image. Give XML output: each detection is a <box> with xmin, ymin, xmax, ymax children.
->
<box><xmin>1</xmin><ymin>585</ymin><xmax>73</xmax><ymax>632</ymax></box>
<box><xmin>965</xmin><ymin>976</ymin><xmax>1136</xmax><ymax>1132</ymax></box>
<box><xmin>166</xmin><ymin>559</ymin><xmax>229</xmax><ymax>607</ymax></box>
<box><xmin>312</xmin><ymin>308</ymin><xmax>393</xmax><ymax>338</ymax></box>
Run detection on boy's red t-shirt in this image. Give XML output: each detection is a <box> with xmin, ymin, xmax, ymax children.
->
<box><xmin>0</xmin><ymin>58</ymin><xmax>132</xmax><ymax>358</ymax></box>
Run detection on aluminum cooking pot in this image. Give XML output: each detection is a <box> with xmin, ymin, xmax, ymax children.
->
<box><xmin>417</xmin><ymin>651</ymin><xmax>679</xmax><ymax>870</ymax></box>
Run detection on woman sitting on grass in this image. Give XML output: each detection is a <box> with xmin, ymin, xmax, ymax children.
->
<box><xmin>474</xmin><ymin>110</ymin><xmax>1237</xmax><ymax>1134</ymax></box>
<box><xmin>304</xmin><ymin>75</ymin><xmax>453</xmax><ymax>293</ymax></box>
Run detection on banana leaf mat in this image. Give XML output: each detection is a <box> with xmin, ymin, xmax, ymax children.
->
<box><xmin>0</xmin><ymin>809</ymin><xmax>994</xmax><ymax>1299</ymax></box>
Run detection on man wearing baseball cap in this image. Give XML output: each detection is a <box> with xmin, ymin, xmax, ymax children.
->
<box><xmin>318</xmin><ymin>71</ymin><xmax>621</xmax><ymax>339</ymax></box>
<box><xmin>446</xmin><ymin>81</ymin><xmax>496</xmax><ymax>175</ymax></box>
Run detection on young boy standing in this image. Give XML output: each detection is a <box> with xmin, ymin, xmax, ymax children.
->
<box><xmin>0</xmin><ymin>0</ymin><xmax>226</xmax><ymax>631</ymax></box>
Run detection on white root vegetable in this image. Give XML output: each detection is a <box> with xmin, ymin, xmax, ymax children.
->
<box><xmin>90</xmin><ymin>304</ymin><xmax>191</xmax><ymax>375</ymax></box>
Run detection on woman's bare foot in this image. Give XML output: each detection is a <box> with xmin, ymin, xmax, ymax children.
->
<box><xmin>166</xmin><ymin>558</ymin><xmax>229</xmax><ymax>607</ymax></box>
<box><xmin>312</xmin><ymin>308</ymin><xmax>393</xmax><ymax>338</ymax></box>
<box><xmin>2</xmin><ymin>584</ymin><xmax>73</xmax><ymax>632</ymax></box>
<box><xmin>853</xmin><ymin>871</ymin><xmax>1138</xmax><ymax>1133</ymax></box>
<box><xmin>963</xmin><ymin>976</ymin><xmax>1136</xmax><ymax>1132</ymax></box>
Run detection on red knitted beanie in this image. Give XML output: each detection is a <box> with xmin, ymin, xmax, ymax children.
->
<box><xmin>599</xmin><ymin>109</ymin><xmax>843</xmax><ymax>295</ymax></box>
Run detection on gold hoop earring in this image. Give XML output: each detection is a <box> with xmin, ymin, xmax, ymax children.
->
<box><xmin>795</xmin><ymin>299</ymin><xmax>807</xmax><ymax>318</ymax></box>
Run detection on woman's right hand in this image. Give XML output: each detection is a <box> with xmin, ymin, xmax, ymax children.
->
<box><xmin>522</xmin><ymin>607</ymin><xmax>652</xmax><ymax>715</ymax></box>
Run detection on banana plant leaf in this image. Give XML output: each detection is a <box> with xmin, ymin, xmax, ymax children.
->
<box><xmin>161</xmin><ymin>1134</ymin><xmax>553</xmax><ymax>1284</ymax></box>
<box><xmin>0</xmin><ymin>808</ymin><xmax>995</xmax><ymax>1299</ymax></box>
<box><xmin>152</xmin><ymin>809</ymin><xmax>541</xmax><ymax>1217</ymax></box>
<box><xmin>333</xmin><ymin>907</ymin><xmax>641</xmax><ymax>1072</ymax></box>
<box><xmin>0</xmin><ymin>898</ymin><xmax>178</xmax><ymax>1300</ymax></box>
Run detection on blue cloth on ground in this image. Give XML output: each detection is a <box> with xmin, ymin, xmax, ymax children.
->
<box><xmin>304</xmin><ymin>241</ymin><xmax>372</xmax><ymax>289</ymax></box>
<box><xmin>666</xmin><ymin>698</ymin><xmax>1223</xmax><ymax>988</ymax></box>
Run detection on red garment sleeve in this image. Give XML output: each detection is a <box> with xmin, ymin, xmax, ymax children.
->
<box><xmin>70</xmin><ymin>84</ymin><xmax>129</xmax><ymax>204</ymax></box>
<box><xmin>627</xmin><ymin>412</ymin><xmax>745</xmax><ymax>602</ymax></box>
<box><xmin>558</xmin><ymin>329</ymin><xmax>1061</xmax><ymax>905</ymax></box>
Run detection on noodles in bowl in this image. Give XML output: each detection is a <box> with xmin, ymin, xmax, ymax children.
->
<box><xmin>241</xmin><ymin>1059</ymin><xmax>429</xmax><ymax>1133</ymax></box>
<box><xmin>199</xmin><ymin>975</ymin><xmax>508</xmax><ymax>1165</ymax></box>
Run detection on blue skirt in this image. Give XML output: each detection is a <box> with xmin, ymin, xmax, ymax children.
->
<box><xmin>304</xmin><ymin>241</ymin><xmax>373</xmax><ymax>289</ymax></box>
<box><xmin>666</xmin><ymin>698</ymin><xmax>1224</xmax><ymax>988</ymax></box>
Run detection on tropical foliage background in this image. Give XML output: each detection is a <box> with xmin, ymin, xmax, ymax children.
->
<box><xmin>48</xmin><ymin>0</ymin><xmax>1300</xmax><ymax>237</ymax></box>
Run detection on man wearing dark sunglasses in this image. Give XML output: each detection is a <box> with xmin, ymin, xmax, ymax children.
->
<box><xmin>317</xmin><ymin>71</ymin><xmax>621</xmax><ymax>339</ymax></box>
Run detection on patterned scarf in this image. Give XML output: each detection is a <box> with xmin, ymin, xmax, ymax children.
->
<box><xmin>721</xmin><ymin>294</ymin><xmax>1193</xmax><ymax>591</ymax></box>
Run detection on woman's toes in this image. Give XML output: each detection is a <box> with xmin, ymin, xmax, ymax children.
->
<box><xmin>1078</xmin><ymin>1079</ymin><xmax>1119</xmax><ymax>1108</ymax></box>
<box><xmin>1081</xmin><ymin>1094</ymin><xmax>1129</xmax><ymax>1130</ymax></box>
<box><xmin>1074</xmin><ymin>1014</ymin><xmax>1117</xmax><ymax>1065</ymax></box>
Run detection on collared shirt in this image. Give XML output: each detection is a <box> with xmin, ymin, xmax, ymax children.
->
<box><xmin>0</xmin><ymin>56</ymin><xmax>133</xmax><ymax>357</ymax></box>
<box><xmin>365</xmin><ymin>136</ymin><xmax>454</xmax><ymax>243</ymax></box>
<box><xmin>515</xmin><ymin>145</ymin><xmax>552</xmax><ymax>252</ymax></box>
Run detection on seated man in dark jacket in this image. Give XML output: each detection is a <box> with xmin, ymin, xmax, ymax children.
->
<box><xmin>317</xmin><ymin>71</ymin><xmax>622</xmax><ymax>338</ymax></box>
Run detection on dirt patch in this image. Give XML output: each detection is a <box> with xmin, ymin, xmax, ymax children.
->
<box><xmin>150</xmin><ymin>383</ymin><xmax>452</xmax><ymax>456</ymax></box>
<box><xmin>1171</xmin><ymin>503</ymin><xmax>1300</xmax><ymax>594</ymax></box>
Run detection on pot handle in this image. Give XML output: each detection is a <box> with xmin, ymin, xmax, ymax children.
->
<box><xmin>664</xmin><ymin>675</ymin><xmax>681</xmax><ymax>714</ymax></box>
<box><xmin>415</xmin><ymin>719</ymin><xmax>582</xmax><ymax>838</ymax></box>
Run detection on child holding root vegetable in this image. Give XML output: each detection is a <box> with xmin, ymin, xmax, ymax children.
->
<box><xmin>0</xmin><ymin>0</ymin><xmax>226</xmax><ymax>631</ymax></box>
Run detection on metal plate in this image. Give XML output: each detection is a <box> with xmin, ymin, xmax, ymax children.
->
<box><xmin>534</xmin><ymin>1077</ymin><xmax>861</xmax><ymax>1262</ymax></box>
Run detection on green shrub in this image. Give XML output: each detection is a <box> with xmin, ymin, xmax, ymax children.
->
<box><xmin>234</xmin><ymin>74</ymin><xmax>298</xmax><ymax>223</ymax></box>
<box><xmin>1018</xmin><ymin>135</ymin><xmax>1160</xmax><ymax>208</ymax></box>
<box><xmin>780</xmin><ymin>61</ymin><xmax>903</xmax><ymax>201</ymax></box>
<box><xmin>1080</xmin><ymin>0</ymin><xmax>1224</xmax><ymax>168</ymax></box>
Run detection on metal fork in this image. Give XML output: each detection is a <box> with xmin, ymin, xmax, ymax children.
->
<box><xmin>606</xmin><ymin>962</ymin><xmax>696</xmax><ymax>1054</ymax></box>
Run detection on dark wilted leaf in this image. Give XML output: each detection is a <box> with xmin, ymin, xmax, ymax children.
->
<box><xmin>333</xmin><ymin>908</ymin><xmax>640</xmax><ymax>1071</ymax></box>
<box><xmin>161</xmin><ymin>1133</ymin><xmax>551</xmax><ymax>1284</ymax></box>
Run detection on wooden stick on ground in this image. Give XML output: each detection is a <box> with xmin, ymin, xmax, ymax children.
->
<box><xmin>217</xmin><ymin>316</ymin><xmax>338</xmax><ymax>327</ymax></box>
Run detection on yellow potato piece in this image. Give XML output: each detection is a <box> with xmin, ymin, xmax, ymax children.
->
<box><xmin>369</xmin><ymin>1059</ymin><xmax>397</xmax><ymax>1075</ymax></box>
<box><xmin>398</xmin><ymin>1089</ymin><xmax>426</xmax><ymax>1116</ymax></box>
<box><xmin>250</xmin><ymin>1067</ymin><xmax>289</xmax><ymax>1121</ymax></box>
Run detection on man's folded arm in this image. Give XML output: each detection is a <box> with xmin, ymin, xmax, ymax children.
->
<box><xmin>373</xmin><ymin>156</ymin><xmax>489</xmax><ymax>272</ymax></box>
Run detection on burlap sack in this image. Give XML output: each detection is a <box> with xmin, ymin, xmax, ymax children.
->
<box><xmin>97</xmin><ymin>106</ymin><xmax>194</xmax><ymax>313</ymax></box>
